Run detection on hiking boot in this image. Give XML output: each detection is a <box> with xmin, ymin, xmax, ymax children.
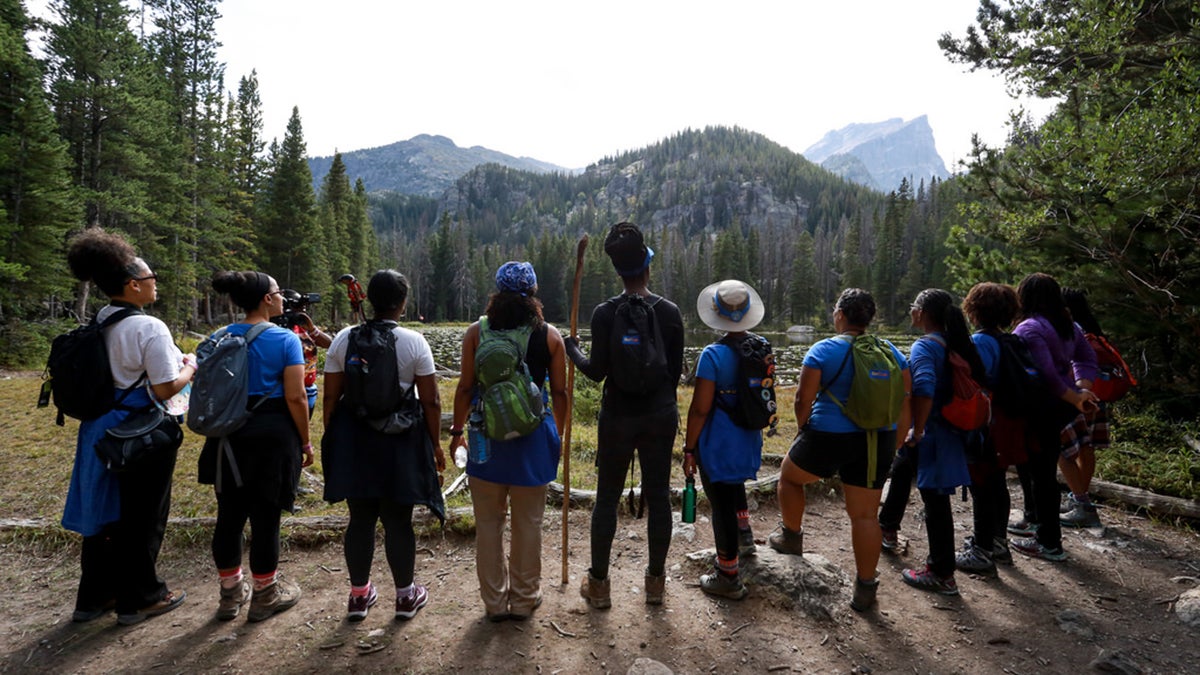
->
<box><xmin>247</xmin><ymin>577</ymin><xmax>301</xmax><ymax>622</ymax></box>
<box><xmin>580</xmin><ymin>570</ymin><xmax>612</xmax><ymax>609</ymax></box>
<box><xmin>117</xmin><ymin>590</ymin><xmax>186</xmax><ymax>626</ymax></box>
<box><xmin>768</xmin><ymin>524</ymin><xmax>803</xmax><ymax>556</ymax></box>
<box><xmin>880</xmin><ymin>527</ymin><xmax>900</xmax><ymax>553</ymax></box>
<box><xmin>1006</xmin><ymin>517</ymin><xmax>1039</xmax><ymax>537</ymax></box>
<box><xmin>850</xmin><ymin>577</ymin><xmax>879</xmax><ymax>612</ymax></box>
<box><xmin>991</xmin><ymin>537</ymin><xmax>1013</xmax><ymax>565</ymax></box>
<box><xmin>347</xmin><ymin>584</ymin><xmax>378</xmax><ymax>622</ymax></box>
<box><xmin>1010</xmin><ymin>536</ymin><xmax>1066</xmax><ymax>562</ymax></box>
<box><xmin>954</xmin><ymin>537</ymin><xmax>997</xmax><ymax>577</ymax></box>
<box><xmin>738</xmin><ymin>528</ymin><xmax>757</xmax><ymax>558</ymax></box>
<box><xmin>216</xmin><ymin>579</ymin><xmax>251</xmax><ymax>621</ymax></box>
<box><xmin>1060</xmin><ymin>503</ymin><xmax>1102</xmax><ymax>529</ymax></box>
<box><xmin>901</xmin><ymin>565</ymin><xmax>959</xmax><ymax>596</ymax></box>
<box><xmin>509</xmin><ymin>593</ymin><xmax>541</xmax><ymax>621</ymax></box>
<box><xmin>394</xmin><ymin>584</ymin><xmax>428</xmax><ymax>620</ymax></box>
<box><xmin>700</xmin><ymin>571</ymin><xmax>748</xmax><ymax>600</ymax></box>
<box><xmin>72</xmin><ymin>599</ymin><xmax>115</xmax><ymax>623</ymax></box>
<box><xmin>644</xmin><ymin>571</ymin><xmax>665</xmax><ymax>605</ymax></box>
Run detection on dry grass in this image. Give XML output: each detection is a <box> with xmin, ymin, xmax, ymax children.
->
<box><xmin>0</xmin><ymin>370</ymin><xmax>799</xmax><ymax>546</ymax></box>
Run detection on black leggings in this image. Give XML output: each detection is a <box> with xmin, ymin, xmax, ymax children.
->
<box><xmin>918</xmin><ymin>488</ymin><xmax>956</xmax><ymax>577</ymax></box>
<box><xmin>591</xmin><ymin>409</ymin><xmax>676</xmax><ymax>578</ymax></box>
<box><xmin>212</xmin><ymin>486</ymin><xmax>282</xmax><ymax>575</ymax></box>
<box><xmin>878</xmin><ymin>445</ymin><xmax>916</xmax><ymax>531</ymax></box>
<box><xmin>699</xmin><ymin>467</ymin><xmax>746</xmax><ymax>564</ymax></box>
<box><xmin>345</xmin><ymin>498</ymin><xmax>416</xmax><ymax>588</ymax></box>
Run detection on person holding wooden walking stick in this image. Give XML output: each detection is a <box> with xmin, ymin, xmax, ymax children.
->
<box><xmin>565</xmin><ymin>223</ymin><xmax>685</xmax><ymax>608</ymax></box>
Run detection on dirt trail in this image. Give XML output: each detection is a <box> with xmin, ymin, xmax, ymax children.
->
<box><xmin>2</xmin><ymin>481</ymin><xmax>1198</xmax><ymax>674</ymax></box>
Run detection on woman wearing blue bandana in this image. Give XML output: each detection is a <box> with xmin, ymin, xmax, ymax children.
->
<box><xmin>449</xmin><ymin>261</ymin><xmax>568</xmax><ymax>622</ymax></box>
<box><xmin>682</xmin><ymin>279</ymin><xmax>768</xmax><ymax>600</ymax></box>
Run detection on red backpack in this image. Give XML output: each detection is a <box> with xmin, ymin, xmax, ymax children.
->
<box><xmin>1086</xmin><ymin>333</ymin><xmax>1137</xmax><ymax>402</ymax></box>
<box><xmin>926</xmin><ymin>335</ymin><xmax>992</xmax><ymax>431</ymax></box>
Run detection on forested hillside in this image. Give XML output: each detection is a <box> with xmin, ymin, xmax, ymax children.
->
<box><xmin>371</xmin><ymin>127</ymin><xmax>965</xmax><ymax>331</ymax></box>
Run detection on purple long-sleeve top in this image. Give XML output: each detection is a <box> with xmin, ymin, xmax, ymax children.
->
<box><xmin>1013</xmin><ymin>315</ymin><xmax>1098</xmax><ymax>397</ymax></box>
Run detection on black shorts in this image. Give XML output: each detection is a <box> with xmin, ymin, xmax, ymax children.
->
<box><xmin>788</xmin><ymin>426</ymin><xmax>896</xmax><ymax>489</ymax></box>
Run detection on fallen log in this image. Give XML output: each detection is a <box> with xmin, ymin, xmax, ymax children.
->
<box><xmin>1088</xmin><ymin>478</ymin><xmax>1200</xmax><ymax>520</ymax></box>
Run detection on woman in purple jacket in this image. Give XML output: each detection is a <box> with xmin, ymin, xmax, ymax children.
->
<box><xmin>1009</xmin><ymin>274</ymin><xmax>1099</xmax><ymax>561</ymax></box>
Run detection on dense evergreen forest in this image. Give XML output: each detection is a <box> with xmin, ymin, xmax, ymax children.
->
<box><xmin>2</xmin><ymin>0</ymin><xmax>1198</xmax><ymax>411</ymax></box>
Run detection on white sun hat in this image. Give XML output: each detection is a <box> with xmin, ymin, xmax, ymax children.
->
<box><xmin>696</xmin><ymin>279</ymin><xmax>764</xmax><ymax>332</ymax></box>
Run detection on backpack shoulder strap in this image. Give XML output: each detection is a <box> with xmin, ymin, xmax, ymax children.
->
<box><xmin>244</xmin><ymin>321</ymin><xmax>273</xmax><ymax>344</ymax></box>
<box><xmin>97</xmin><ymin>306</ymin><xmax>143</xmax><ymax>329</ymax></box>
<box><xmin>817</xmin><ymin>334</ymin><xmax>855</xmax><ymax>404</ymax></box>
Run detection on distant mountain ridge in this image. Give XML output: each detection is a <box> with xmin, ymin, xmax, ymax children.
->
<box><xmin>307</xmin><ymin>134</ymin><xmax>568</xmax><ymax>195</ymax></box>
<box><xmin>803</xmin><ymin>116</ymin><xmax>949</xmax><ymax>191</ymax></box>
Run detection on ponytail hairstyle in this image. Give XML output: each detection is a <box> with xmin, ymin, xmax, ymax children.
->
<box><xmin>1017</xmin><ymin>273</ymin><xmax>1073</xmax><ymax>340</ymax></box>
<box><xmin>1063</xmin><ymin>287</ymin><xmax>1103</xmax><ymax>337</ymax></box>
<box><xmin>367</xmin><ymin>269</ymin><xmax>409</xmax><ymax>315</ymax></box>
<box><xmin>66</xmin><ymin>228</ymin><xmax>141</xmax><ymax>298</ymax></box>
<box><xmin>914</xmin><ymin>288</ymin><xmax>987</xmax><ymax>383</ymax></box>
<box><xmin>212</xmin><ymin>271</ymin><xmax>273</xmax><ymax>312</ymax></box>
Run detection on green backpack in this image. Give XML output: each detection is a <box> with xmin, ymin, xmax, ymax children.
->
<box><xmin>819</xmin><ymin>334</ymin><xmax>904</xmax><ymax>430</ymax></box>
<box><xmin>474</xmin><ymin>316</ymin><xmax>544</xmax><ymax>441</ymax></box>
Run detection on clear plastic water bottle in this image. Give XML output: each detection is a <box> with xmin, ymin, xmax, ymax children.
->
<box><xmin>454</xmin><ymin>446</ymin><xmax>468</xmax><ymax>469</ymax></box>
<box><xmin>682</xmin><ymin>476</ymin><xmax>697</xmax><ymax>523</ymax></box>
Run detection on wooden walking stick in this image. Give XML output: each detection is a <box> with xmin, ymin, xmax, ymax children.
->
<box><xmin>562</xmin><ymin>234</ymin><xmax>588</xmax><ymax>585</ymax></box>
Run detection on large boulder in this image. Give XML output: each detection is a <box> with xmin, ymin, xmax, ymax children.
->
<box><xmin>1175</xmin><ymin>586</ymin><xmax>1200</xmax><ymax>628</ymax></box>
<box><xmin>685</xmin><ymin>546</ymin><xmax>850</xmax><ymax>620</ymax></box>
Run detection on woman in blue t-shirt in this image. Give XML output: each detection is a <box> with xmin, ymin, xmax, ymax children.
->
<box><xmin>897</xmin><ymin>288</ymin><xmax>986</xmax><ymax>596</ymax></box>
<box><xmin>683</xmin><ymin>279</ymin><xmax>768</xmax><ymax>601</ymax></box>
<box><xmin>771</xmin><ymin>288</ymin><xmax>910</xmax><ymax>612</ymax></box>
<box><xmin>200</xmin><ymin>271</ymin><xmax>311</xmax><ymax>622</ymax></box>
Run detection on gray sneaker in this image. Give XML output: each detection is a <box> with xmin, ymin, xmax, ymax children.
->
<box><xmin>700</xmin><ymin>571</ymin><xmax>748</xmax><ymax>600</ymax></box>
<box><xmin>216</xmin><ymin>579</ymin><xmax>251</xmax><ymax>621</ymax></box>
<box><xmin>247</xmin><ymin>576</ymin><xmax>301</xmax><ymax>622</ymax></box>
<box><xmin>991</xmin><ymin>537</ymin><xmax>1012</xmax><ymax>564</ymax></box>
<box><xmin>1060</xmin><ymin>503</ymin><xmax>1102</xmax><ymax>528</ymax></box>
<box><xmin>738</xmin><ymin>528</ymin><xmax>757</xmax><ymax>558</ymax></box>
<box><xmin>954</xmin><ymin>536</ymin><xmax>997</xmax><ymax>576</ymax></box>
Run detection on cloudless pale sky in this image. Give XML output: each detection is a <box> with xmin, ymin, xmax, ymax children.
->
<box><xmin>29</xmin><ymin>0</ymin><xmax>1054</xmax><ymax>170</ymax></box>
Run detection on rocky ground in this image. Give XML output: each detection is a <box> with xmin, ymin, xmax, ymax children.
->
<box><xmin>2</xmin><ymin>478</ymin><xmax>1199</xmax><ymax>674</ymax></box>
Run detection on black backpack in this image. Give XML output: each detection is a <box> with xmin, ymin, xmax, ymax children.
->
<box><xmin>606</xmin><ymin>294</ymin><xmax>670</xmax><ymax>396</ymax></box>
<box><xmin>988</xmin><ymin>331</ymin><xmax>1049</xmax><ymax>419</ymax></box>
<box><xmin>714</xmin><ymin>332</ymin><xmax>779</xmax><ymax>431</ymax></box>
<box><xmin>342</xmin><ymin>321</ymin><xmax>404</xmax><ymax>420</ymax></box>
<box><xmin>40</xmin><ymin>307</ymin><xmax>142</xmax><ymax>425</ymax></box>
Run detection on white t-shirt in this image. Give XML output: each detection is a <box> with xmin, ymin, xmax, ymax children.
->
<box><xmin>97</xmin><ymin>305</ymin><xmax>183</xmax><ymax>389</ymax></box>
<box><xmin>325</xmin><ymin>322</ymin><xmax>436</xmax><ymax>394</ymax></box>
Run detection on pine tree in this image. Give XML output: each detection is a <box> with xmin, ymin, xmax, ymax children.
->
<box><xmin>317</xmin><ymin>152</ymin><xmax>352</xmax><ymax>321</ymax></box>
<box><xmin>788</xmin><ymin>231</ymin><xmax>818</xmax><ymax>325</ymax></box>
<box><xmin>0</xmin><ymin>0</ymin><xmax>78</xmax><ymax>319</ymax></box>
<box><xmin>259</xmin><ymin>107</ymin><xmax>322</xmax><ymax>291</ymax></box>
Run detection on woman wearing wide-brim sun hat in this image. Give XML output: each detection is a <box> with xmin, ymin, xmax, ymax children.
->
<box><xmin>682</xmin><ymin>279</ymin><xmax>769</xmax><ymax>600</ymax></box>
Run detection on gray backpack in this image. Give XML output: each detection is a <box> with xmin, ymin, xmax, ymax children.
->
<box><xmin>187</xmin><ymin>322</ymin><xmax>275</xmax><ymax>438</ymax></box>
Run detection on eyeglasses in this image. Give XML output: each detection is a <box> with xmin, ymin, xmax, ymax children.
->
<box><xmin>268</xmin><ymin>290</ymin><xmax>284</xmax><ymax>297</ymax></box>
<box><xmin>130</xmin><ymin>273</ymin><xmax>157</xmax><ymax>282</ymax></box>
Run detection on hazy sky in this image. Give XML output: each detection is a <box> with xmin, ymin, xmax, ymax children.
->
<box><xmin>31</xmin><ymin>0</ymin><xmax>1054</xmax><ymax>170</ymax></box>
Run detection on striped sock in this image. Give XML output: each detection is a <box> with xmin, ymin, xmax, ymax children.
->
<box><xmin>251</xmin><ymin>571</ymin><xmax>277</xmax><ymax>591</ymax></box>
<box><xmin>716</xmin><ymin>555</ymin><xmax>738</xmax><ymax>577</ymax></box>
<box><xmin>737</xmin><ymin>509</ymin><xmax>750</xmax><ymax>531</ymax></box>
<box><xmin>218</xmin><ymin>567</ymin><xmax>243</xmax><ymax>590</ymax></box>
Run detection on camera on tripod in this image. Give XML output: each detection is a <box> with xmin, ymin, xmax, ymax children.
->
<box><xmin>274</xmin><ymin>289</ymin><xmax>321</xmax><ymax>330</ymax></box>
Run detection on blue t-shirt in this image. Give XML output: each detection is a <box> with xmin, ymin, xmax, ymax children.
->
<box><xmin>970</xmin><ymin>331</ymin><xmax>1001</xmax><ymax>390</ymax></box>
<box><xmin>212</xmin><ymin>323</ymin><xmax>304</xmax><ymax>398</ymax></box>
<box><xmin>696</xmin><ymin>343</ymin><xmax>762</xmax><ymax>483</ymax></box>
<box><xmin>804</xmin><ymin>335</ymin><xmax>909</xmax><ymax>433</ymax></box>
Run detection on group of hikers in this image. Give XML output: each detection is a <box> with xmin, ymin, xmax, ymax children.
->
<box><xmin>57</xmin><ymin>221</ymin><xmax>1113</xmax><ymax>628</ymax></box>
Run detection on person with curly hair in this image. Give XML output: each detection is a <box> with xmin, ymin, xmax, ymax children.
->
<box><xmin>200</xmin><ymin>270</ymin><xmax>312</xmax><ymax>621</ymax></box>
<box><xmin>63</xmin><ymin>228</ymin><xmax>195</xmax><ymax>626</ymax></box>
<box><xmin>448</xmin><ymin>262</ymin><xmax>568</xmax><ymax>622</ymax></box>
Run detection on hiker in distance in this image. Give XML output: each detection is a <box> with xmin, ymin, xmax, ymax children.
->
<box><xmin>564</xmin><ymin>222</ymin><xmax>685</xmax><ymax>609</ymax></box>
<box><xmin>62</xmin><ymin>229</ymin><xmax>195</xmax><ymax>626</ymax></box>
<box><xmin>321</xmin><ymin>269</ymin><xmax>446</xmax><ymax>622</ymax></box>
<box><xmin>448</xmin><ymin>261</ymin><xmax>568</xmax><ymax>622</ymax></box>
<box><xmin>771</xmin><ymin>288</ymin><xmax>910</xmax><ymax>612</ymax></box>
<box><xmin>682</xmin><ymin>279</ymin><xmax>771</xmax><ymax>601</ymax></box>
<box><xmin>198</xmin><ymin>271</ymin><xmax>312</xmax><ymax>621</ymax></box>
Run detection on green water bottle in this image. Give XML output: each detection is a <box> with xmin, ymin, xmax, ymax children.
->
<box><xmin>682</xmin><ymin>476</ymin><xmax>697</xmax><ymax>524</ymax></box>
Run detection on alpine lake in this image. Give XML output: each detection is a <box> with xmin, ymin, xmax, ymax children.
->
<box><xmin>416</xmin><ymin>325</ymin><xmax>917</xmax><ymax>388</ymax></box>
